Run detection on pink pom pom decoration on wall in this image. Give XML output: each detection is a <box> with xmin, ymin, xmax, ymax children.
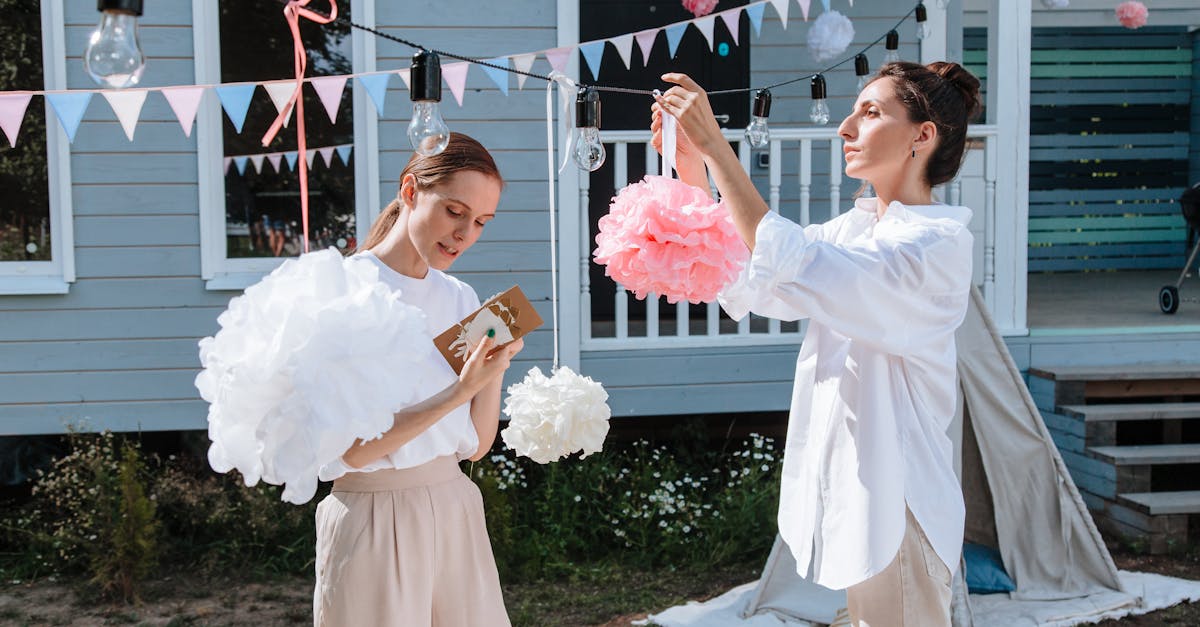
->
<box><xmin>594</xmin><ymin>176</ymin><xmax>748</xmax><ymax>305</ymax></box>
<box><xmin>681</xmin><ymin>0</ymin><xmax>719</xmax><ymax>18</ymax></box>
<box><xmin>1115</xmin><ymin>1</ymin><xmax>1148</xmax><ymax>29</ymax></box>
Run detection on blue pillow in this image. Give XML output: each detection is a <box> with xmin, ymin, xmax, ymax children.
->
<box><xmin>963</xmin><ymin>542</ymin><xmax>1016</xmax><ymax>594</ymax></box>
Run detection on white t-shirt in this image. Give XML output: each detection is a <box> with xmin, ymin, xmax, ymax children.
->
<box><xmin>320</xmin><ymin>251</ymin><xmax>482</xmax><ymax>480</ymax></box>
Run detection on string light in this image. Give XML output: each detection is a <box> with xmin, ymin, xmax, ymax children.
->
<box><xmin>573</xmin><ymin>86</ymin><xmax>606</xmax><ymax>172</ymax></box>
<box><xmin>854</xmin><ymin>54</ymin><xmax>871</xmax><ymax>92</ymax></box>
<box><xmin>884</xmin><ymin>29</ymin><xmax>902</xmax><ymax>64</ymax></box>
<box><xmin>915</xmin><ymin>3</ymin><xmax>932</xmax><ymax>41</ymax></box>
<box><xmin>744</xmin><ymin>89</ymin><xmax>772</xmax><ymax>148</ymax></box>
<box><xmin>85</xmin><ymin>0</ymin><xmax>145</xmax><ymax>89</ymax></box>
<box><xmin>809</xmin><ymin>75</ymin><xmax>829</xmax><ymax>125</ymax></box>
<box><xmin>408</xmin><ymin>50</ymin><xmax>451</xmax><ymax>156</ymax></box>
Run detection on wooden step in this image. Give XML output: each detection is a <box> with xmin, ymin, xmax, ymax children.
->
<box><xmin>1031</xmin><ymin>364</ymin><xmax>1200</xmax><ymax>381</ymax></box>
<box><xmin>1119</xmin><ymin>491</ymin><xmax>1200</xmax><ymax>516</ymax></box>
<box><xmin>1030</xmin><ymin>364</ymin><xmax>1200</xmax><ymax>405</ymax></box>
<box><xmin>1088</xmin><ymin>443</ymin><xmax>1200</xmax><ymax>465</ymax></box>
<box><xmin>1060</xmin><ymin>402</ymin><xmax>1200</xmax><ymax>422</ymax></box>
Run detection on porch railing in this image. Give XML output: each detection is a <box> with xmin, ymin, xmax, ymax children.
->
<box><xmin>581</xmin><ymin>125</ymin><xmax>999</xmax><ymax>351</ymax></box>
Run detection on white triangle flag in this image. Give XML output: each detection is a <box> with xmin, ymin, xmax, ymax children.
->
<box><xmin>719</xmin><ymin>9</ymin><xmax>742</xmax><ymax>46</ymax></box>
<box><xmin>694</xmin><ymin>16</ymin><xmax>717</xmax><ymax>51</ymax></box>
<box><xmin>310</xmin><ymin>76</ymin><xmax>348</xmax><ymax>124</ymax></box>
<box><xmin>512</xmin><ymin>53</ymin><xmax>536</xmax><ymax>89</ymax></box>
<box><xmin>319</xmin><ymin>146</ymin><xmax>335</xmax><ymax>167</ymax></box>
<box><xmin>159</xmin><ymin>86</ymin><xmax>204</xmax><ymax>138</ymax></box>
<box><xmin>305</xmin><ymin>148</ymin><xmax>316</xmax><ymax>169</ymax></box>
<box><xmin>266</xmin><ymin>152</ymin><xmax>283</xmax><ymax>173</ymax></box>
<box><xmin>263</xmin><ymin>81</ymin><xmax>296</xmax><ymax>127</ymax></box>
<box><xmin>101</xmin><ymin>89</ymin><xmax>148</xmax><ymax>141</ymax></box>
<box><xmin>769</xmin><ymin>0</ymin><xmax>789</xmax><ymax>28</ymax></box>
<box><xmin>249</xmin><ymin>154</ymin><xmax>265</xmax><ymax>173</ymax></box>
<box><xmin>610</xmin><ymin>34</ymin><xmax>635</xmax><ymax>69</ymax></box>
<box><xmin>396</xmin><ymin>69</ymin><xmax>411</xmax><ymax>90</ymax></box>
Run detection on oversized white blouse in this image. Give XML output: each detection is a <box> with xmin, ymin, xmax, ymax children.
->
<box><xmin>719</xmin><ymin>198</ymin><xmax>974</xmax><ymax>590</ymax></box>
<box><xmin>319</xmin><ymin>251</ymin><xmax>481</xmax><ymax>481</ymax></box>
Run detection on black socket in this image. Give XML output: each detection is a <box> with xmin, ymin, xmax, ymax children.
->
<box><xmin>410</xmin><ymin>51</ymin><xmax>442</xmax><ymax>102</ymax></box>
<box><xmin>810</xmin><ymin>75</ymin><xmax>827</xmax><ymax>101</ymax></box>
<box><xmin>97</xmin><ymin>0</ymin><xmax>143</xmax><ymax>15</ymax></box>
<box><xmin>855</xmin><ymin>54</ymin><xmax>869</xmax><ymax>77</ymax></box>
<box><xmin>752</xmin><ymin>89</ymin><xmax>772</xmax><ymax>118</ymax></box>
<box><xmin>886</xmin><ymin>30</ymin><xmax>899</xmax><ymax>51</ymax></box>
<box><xmin>576</xmin><ymin>86</ymin><xmax>601</xmax><ymax>128</ymax></box>
<box><xmin>915</xmin><ymin>3</ymin><xmax>927</xmax><ymax>23</ymax></box>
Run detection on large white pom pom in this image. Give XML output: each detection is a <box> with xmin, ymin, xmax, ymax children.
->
<box><xmin>501</xmin><ymin>366</ymin><xmax>611</xmax><ymax>464</ymax></box>
<box><xmin>807</xmin><ymin>10</ymin><xmax>855</xmax><ymax>63</ymax></box>
<box><xmin>196</xmin><ymin>248</ymin><xmax>432</xmax><ymax>504</ymax></box>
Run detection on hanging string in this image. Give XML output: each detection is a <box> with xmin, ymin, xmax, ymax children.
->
<box><xmin>544</xmin><ymin>73</ymin><xmax>576</xmax><ymax>370</ymax></box>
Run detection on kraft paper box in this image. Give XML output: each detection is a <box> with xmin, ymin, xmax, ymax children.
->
<box><xmin>434</xmin><ymin>285</ymin><xmax>543</xmax><ymax>375</ymax></box>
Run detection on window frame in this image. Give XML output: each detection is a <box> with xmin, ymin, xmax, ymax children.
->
<box><xmin>0</xmin><ymin>0</ymin><xmax>76</xmax><ymax>295</ymax></box>
<box><xmin>193</xmin><ymin>0</ymin><xmax>379</xmax><ymax>291</ymax></box>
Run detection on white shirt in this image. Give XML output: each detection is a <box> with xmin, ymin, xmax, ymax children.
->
<box><xmin>320</xmin><ymin>251</ymin><xmax>481</xmax><ymax>481</ymax></box>
<box><xmin>718</xmin><ymin>198</ymin><xmax>973</xmax><ymax>590</ymax></box>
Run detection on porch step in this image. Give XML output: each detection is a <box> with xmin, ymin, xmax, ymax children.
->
<box><xmin>1060</xmin><ymin>402</ymin><xmax>1200</xmax><ymax>422</ymax></box>
<box><xmin>1030</xmin><ymin>363</ymin><xmax>1200</xmax><ymax>406</ymax></box>
<box><xmin>1030</xmin><ymin>364</ymin><xmax>1200</xmax><ymax>381</ymax></box>
<box><xmin>1119</xmin><ymin>491</ymin><xmax>1200</xmax><ymax>516</ymax></box>
<box><xmin>1088</xmin><ymin>444</ymin><xmax>1200</xmax><ymax>465</ymax></box>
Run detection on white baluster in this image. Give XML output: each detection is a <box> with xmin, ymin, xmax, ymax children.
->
<box><xmin>647</xmin><ymin>295</ymin><xmax>659</xmax><ymax>338</ymax></box>
<box><xmin>707</xmin><ymin>302</ymin><xmax>719</xmax><ymax>336</ymax></box>
<box><xmin>580</xmin><ymin>160</ymin><xmax>592</xmax><ymax>341</ymax></box>
<box><xmin>799</xmin><ymin>138</ymin><xmax>811</xmax><ymax>226</ymax></box>
<box><xmin>769</xmin><ymin>140</ymin><xmax>782</xmax><ymax>214</ymax></box>
<box><xmin>984</xmin><ymin>137</ymin><xmax>997</xmax><ymax>310</ymax></box>
<box><xmin>677</xmin><ymin>301</ymin><xmax>689</xmax><ymax>337</ymax></box>
<box><xmin>828</xmin><ymin>137</ymin><xmax>842</xmax><ymax>220</ymax></box>
<box><xmin>645</xmin><ymin>141</ymin><xmax>659</xmax><ymax>177</ymax></box>
<box><xmin>614</xmin><ymin>142</ymin><xmax>629</xmax><ymax>338</ymax></box>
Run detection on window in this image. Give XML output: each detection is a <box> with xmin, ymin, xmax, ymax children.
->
<box><xmin>0</xmin><ymin>0</ymin><xmax>74</xmax><ymax>294</ymax></box>
<box><xmin>195</xmin><ymin>0</ymin><xmax>372</xmax><ymax>289</ymax></box>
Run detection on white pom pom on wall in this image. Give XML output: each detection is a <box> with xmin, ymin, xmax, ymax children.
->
<box><xmin>808</xmin><ymin>11</ymin><xmax>855</xmax><ymax>64</ymax></box>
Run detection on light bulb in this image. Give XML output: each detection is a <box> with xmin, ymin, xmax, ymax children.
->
<box><xmin>85</xmin><ymin>0</ymin><xmax>145</xmax><ymax>89</ymax></box>
<box><xmin>854</xmin><ymin>54</ymin><xmax>871</xmax><ymax>93</ymax></box>
<box><xmin>884</xmin><ymin>29</ymin><xmax>901</xmax><ymax>65</ymax></box>
<box><xmin>573</xmin><ymin>127</ymin><xmax>606</xmax><ymax>172</ymax></box>
<box><xmin>408</xmin><ymin>50</ymin><xmax>450</xmax><ymax>156</ymax></box>
<box><xmin>408</xmin><ymin>101</ymin><xmax>450</xmax><ymax>156</ymax></box>
<box><xmin>915</xmin><ymin>3</ymin><xmax>932</xmax><ymax>40</ymax></box>
<box><xmin>744</xmin><ymin>89</ymin><xmax>771</xmax><ymax>148</ymax></box>
<box><xmin>936</xmin><ymin>0</ymin><xmax>950</xmax><ymax>8</ymax></box>
<box><xmin>809</xmin><ymin>75</ymin><xmax>829</xmax><ymax>126</ymax></box>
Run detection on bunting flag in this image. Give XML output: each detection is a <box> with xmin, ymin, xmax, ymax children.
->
<box><xmin>0</xmin><ymin>93</ymin><xmax>33</xmax><ymax>147</ymax></box>
<box><xmin>335</xmin><ymin>144</ymin><xmax>352</xmax><ymax>165</ymax></box>
<box><xmin>694</xmin><ymin>15</ymin><xmax>717</xmax><ymax>51</ymax></box>
<box><xmin>579</xmin><ymin>41</ymin><xmax>606</xmax><ymax>80</ymax></box>
<box><xmin>745</xmin><ymin>3</ymin><xmax>766</xmax><ymax>37</ymax></box>
<box><xmin>544</xmin><ymin>47</ymin><xmax>573</xmax><ymax>73</ymax></box>
<box><xmin>318</xmin><ymin>146</ymin><xmax>335</xmax><ymax>167</ymax></box>
<box><xmin>305</xmin><ymin>149</ymin><xmax>316</xmax><ymax>169</ymax></box>
<box><xmin>821</xmin><ymin>0</ymin><xmax>831</xmax><ymax>12</ymax></box>
<box><xmin>610</xmin><ymin>34</ymin><xmax>635</xmax><ymax>70</ymax></box>
<box><xmin>263</xmin><ymin>80</ymin><xmax>296</xmax><ymax>128</ymax></box>
<box><xmin>224</xmin><ymin>157</ymin><xmax>232</xmax><ymax>175</ymax></box>
<box><xmin>719</xmin><ymin>8</ymin><xmax>742</xmax><ymax>46</ymax></box>
<box><xmin>635</xmin><ymin>29</ymin><xmax>659</xmax><ymax>66</ymax></box>
<box><xmin>266</xmin><ymin>152</ymin><xmax>283</xmax><ymax>172</ymax></box>
<box><xmin>665</xmin><ymin>23</ymin><xmax>689</xmax><ymax>58</ymax></box>
<box><xmin>769</xmin><ymin>0</ymin><xmax>790</xmax><ymax>28</ymax></box>
<box><xmin>798</xmin><ymin>0</ymin><xmax>812</xmax><ymax>21</ymax></box>
<box><xmin>214</xmin><ymin>84</ymin><xmax>256</xmax><ymax>134</ymax></box>
<box><xmin>160</xmin><ymin>86</ymin><xmax>204</xmax><ymax>138</ymax></box>
<box><xmin>284</xmin><ymin>150</ymin><xmax>299</xmax><ymax>170</ymax></box>
<box><xmin>511</xmin><ymin>53</ymin><xmax>536</xmax><ymax>89</ymax></box>
<box><xmin>442</xmin><ymin>62</ymin><xmax>469</xmax><ymax>107</ymax></box>
<box><xmin>249</xmin><ymin>153</ymin><xmax>265</xmax><ymax>173</ymax></box>
<box><xmin>310</xmin><ymin>76</ymin><xmax>348</xmax><ymax>123</ymax></box>
<box><xmin>481</xmin><ymin>57</ymin><xmax>511</xmax><ymax>96</ymax></box>
<box><xmin>233</xmin><ymin>155</ymin><xmax>248</xmax><ymax>175</ymax></box>
<box><xmin>356</xmin><ymin>74</ymin><xmax>390</xmax><ymax>116</ymax></box>
<box><xmin>45</xmin><ymin>92</ymin><xmax>92</xmax><ymax>143</ymax></box>
<box><xmin>396</xmin><ymin>68</ymin><xmax>411</xmax><ymax>90</ymax></box>
<box><xmin>102</xmin><ymin>89</ymin><xmax>148</xmax><ymax>141</ymax></box>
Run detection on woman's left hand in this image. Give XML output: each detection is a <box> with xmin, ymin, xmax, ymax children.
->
<box><xmin>656</xmin><ymin>73</ymin><xmax>726</xmax><ymax>157</ymax></box>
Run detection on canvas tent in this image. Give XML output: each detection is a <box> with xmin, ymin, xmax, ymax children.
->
<box><xmin>740</xmin><ymin>287</ymin><xmax>1137</xmax><ymax>626</ymax></box>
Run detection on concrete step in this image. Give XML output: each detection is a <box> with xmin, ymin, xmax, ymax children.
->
<box><xmin>1060</xmin><ymin>402</ymin><xmax>1200</xmax><ymax>422</ymax></box>
<box><xmin>1088</xmin><ymin>443</ymin><xmax>1200</xmax><ymax>465</ymax></box>
<box><xmin>1119</xmin><ymin>491</ymin><xmax>1200</xmax><ymax>516</ymax></box>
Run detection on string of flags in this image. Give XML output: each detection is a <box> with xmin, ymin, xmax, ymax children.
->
<box><xmin>0</xmin><ymin>0</ymin><xmax>859</xmax><ymax>149</ymax></box>
<box><xmin>223</xmin><ymin>143</ymin><xmax>353</xmax><ymax>176</ymax></box>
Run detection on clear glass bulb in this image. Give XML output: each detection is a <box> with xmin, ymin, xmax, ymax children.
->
<box><xmin>744</xmin><ymin>116</ymin><xmax>770</xmax><ymax>149</ymax></box>
<box><xmin>936</xmin><ymin>0</ymin><xmax>950</xmax><ymax>7</ymax></box>
<box><xmin>884</xmin><ymin>50</ymin><xmax>902</xmax><ymax>65</ymax></box>
<box><xmin>408</xmin><ymin>101</ymin><xmax>450</xmax><ymax>156</ymax></box>
<box><xmin>916</xmin><ymin>22</ymin><xmax>933</xmax><ymax>40</ymax></box>
<box><xmin>809</xmin><ymin>100</ymin><xmax>830</xmax><ymax>125</ymax></box>
<box><xmin>573</xmin><ymin>127</ymin><xmax>606</xmax><ymax>172</ymax></box>
<box><xmin>85</xmin><ymin>11</ymin><xmax>145</xmax><ymax>89</ymax></box>
<box><xmin>857</xmin><ymin>75</ymin><xmax>871</xmax><ymax>93</ymax></box>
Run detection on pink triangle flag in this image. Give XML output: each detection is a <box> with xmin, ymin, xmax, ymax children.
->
<box><xmin>266</xmin><ymin>152</ymin><xmax>283</xmax><ymax>173</ymax></box>
<box><xmin>769</xmin><ymin>0</ymin><xmax>789</xmax><ymax>28</ymax></box>
<box><xmin>610</xmin><ymin>34</ymin><xmax>635</xmax><ymax>69</ymax></box>
<box><xmin>544</xmin><ymin>47</ymin><xmax>573</xmax><ymax>73</ymax></box>
<box><xmin>101</xmin><ymin>89</ymin><xmax>148</xmax><ymax>141</ymax></box>
<box><xmin>694</xmin><ymin>15</ymin><xmax>717</xmax><ymax>50</ymax></box>
<box><xmin>224</xmin><ymin>157</ymin><xmax>232</xmax><ymax>175</ymax></box>
<box><xmin>635</xmin><ymin>30</ymin><xmax>659</xmax><ymax>66</ymax></box>
<box><xmin>310</xmin><ymin>76</ymin><xmax>348</xmax><ymax>124</ymax></box>
<box><xmin>160</xmin><ymin>86</ymin><xmax>204</xmax><ymax>138</ymax></box>
<box><xmin>0</xmin><ymin>93</ymin><xmax>33</xmax><ymax>147</ymax></box>
<box><xmin>719</xmin><ymin>9</ymin><xmax>742</xmax><ymax>46</ymax></box>
<box><xmin>319</xmin><ymin>146</ymin><xmax>335</xmax><ymax>167</ymax></box>
<box><xmin>263</xmin><ymin>81</ymin><xmax>295</xmax><ymax>127</ymax></box>
<box><xmin>442</xmin><ymin>62</ymin><xmax>469</xmax><ymax>107</ymax></box>
<box><xmin>512</xmin><ymin>53</ymin><xmax>536</xmax><ymax>89</ymax></box>
<box><xmin>797</xmin><ymin>0</ymin><xmax>811</xmax><ymax>21</ymax></box>
<box><xmin>396</xmin><ymin>69</ymin><xmax>411</xmax><ymax>90</ymax></box>
<box><xmin>249</xmin><ymin>154</ymin><xmax>265</xmax><ymax>174</ymax></box>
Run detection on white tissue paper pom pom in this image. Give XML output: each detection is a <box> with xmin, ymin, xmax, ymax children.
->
<box><xmin>1040</xmin><ymin>0</ymin><xmax>1068</xmax><ymax>8</ymax></box>
<box><xmin>501</xmin><ymin>366</ymin><xmax>611</xmax><ymax>464</ymax></box>
<box><xmin>807</xmin><ymin>10</ymin><xmax>855</xmax><ymax>63</ymax></box>
<box><xmin>196</xmin><ymin>248</ymin><xmax>432</xmax><ymax>504</ymax></box>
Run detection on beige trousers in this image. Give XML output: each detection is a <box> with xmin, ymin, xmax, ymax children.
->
<box><xmin>845</xmin><ymin>508</ymin><xmax>953</xmax><ymax>627</ymax></box>
<box><xmin>313</xmin><ymin>456</ymin><xmax>510</xmax><ymax>627</ymax></box>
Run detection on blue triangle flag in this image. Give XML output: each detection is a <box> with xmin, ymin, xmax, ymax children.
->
<box><xmin>336</xmin><ymin>145</ymin><xmax>352</xmax><ymax>165</ymax></box>
<box><xmin>45</xmin><ymin>92</ymin><xmax>92</xmax><ymax>143</ymax></box>
<box><xmin>480</xmin><ymin>57</ymin><xmax>511</xmax><ymax>96</ymax></box>
<box><xmin>821</xmin><ymin>0</ymin><xmax>831</xmax><ymax>12</ymax></box>
<box><xmin>284</xmin><ymin>151</ymin><xmax>299</xmax><ymax>170</ymax></box>
<box><xmin>213</xmin><ymin>84</ymin><xmax>256</xmax><ymax>134</ymax></box>
<box><xmin>579</xmin><ymin>41</ymin><xmax>606</xmax><ymax>81</ymax></box>
<box><xmin>745</xmin><ymin>4</ymin><xmax>765</xmax><ymax>38</ymax></box>
<box><xmin>356</xmin><ymin>74</ymin><xmax>391</xmax><ymax>116</ymax></box>
<box><xmin>665</xmin><ymin>23</ymin><xmax>689</xmax><ymax>58</ymax></box>
<box><xmin>233</xmin><ymin>156</ymin><xmax>248</xmax><ymax>175</ymax></box>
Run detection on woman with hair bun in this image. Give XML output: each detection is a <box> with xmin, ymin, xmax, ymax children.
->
<box><xmin>653</xmin><ymin>61</ymin><xmax>982</xmax><ymax>626</ymax></box>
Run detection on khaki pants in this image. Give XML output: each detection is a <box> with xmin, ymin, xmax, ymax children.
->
<box><xmin>845</xmin><ymin>508</ymin><xmax>952</xmax><ymax>627</ymax></box>
<box><xmin>313</xmin><ymin>456</ymin><xmax>510</xmax><ymax>627</ymax></box>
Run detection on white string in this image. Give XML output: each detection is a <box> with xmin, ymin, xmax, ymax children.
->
<box><xmin>545</xmin><ymin>72</ymin><xmax>573</xmax><ymax>370</ymax></box>
<box><xmin>653</xmin><ymin>89</ymin><xmax>678</xmax><ymax>178</ymax></box>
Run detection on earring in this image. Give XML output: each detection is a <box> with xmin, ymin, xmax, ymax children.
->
<box><xmin>912</xmin><ymin>148</ymin><xmax>916</xmax><ymax>158</ymax></box>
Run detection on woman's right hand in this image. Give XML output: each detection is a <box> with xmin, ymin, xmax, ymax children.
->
<box><xmin>656</xmin><ymin>73</ymin><xmax>726</xmax><ymax>157</ymax></box>
<box><xmin>458</xmin><ymin>336</ymin><xmax>522</xmax><ymax>398</ymax></box>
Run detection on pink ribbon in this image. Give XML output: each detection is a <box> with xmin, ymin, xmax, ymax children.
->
<box><xmin>261</xmin><ymin>0</ymin><xmax>338</xmax><ymax>254</ymax></box>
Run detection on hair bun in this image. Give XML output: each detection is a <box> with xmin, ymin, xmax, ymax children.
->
<box><xmin>930</xmin><ymin>61</ymin><xmax>983</xmax><ymax>122</ymax></box>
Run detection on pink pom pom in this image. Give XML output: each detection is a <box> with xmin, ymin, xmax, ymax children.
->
<box><xmin>1115</xmin><ymin>1</ymin><xmax>1147</xmax><ymax>29</ymax></box>
<box><xmin>681</xmin><ymin>0</ymin><xmax>719</xmax><ymax>18</ymax></box>
<box><xmin>594</xmin><ymin>176</ymin><xmax>748</xmax><ymax>305</ymax></box>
